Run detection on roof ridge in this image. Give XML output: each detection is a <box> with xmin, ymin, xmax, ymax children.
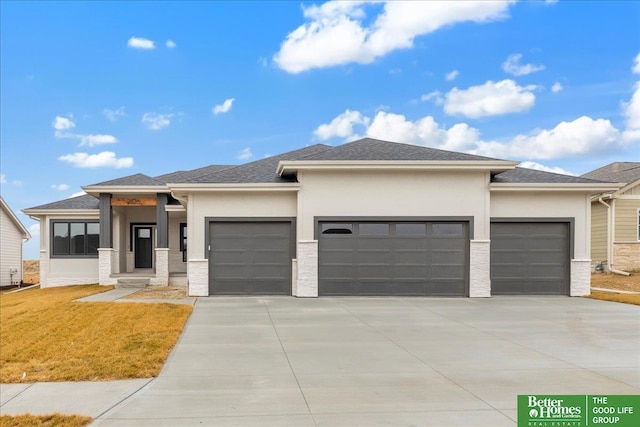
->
<box><xmin>185</xmin><ymin>144</ymin><xmax>333</xmax><ymax>183</ymax></box>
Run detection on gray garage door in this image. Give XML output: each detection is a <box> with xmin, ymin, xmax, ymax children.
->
<box><xmin>318</xmin><ymin>221</ymin><xmax>468</xmax><ymax>296</ymax></box>
<box><xmin>208</xmin><ymin>222</ymin><xmax>292</xmax><ymax>295</ymax></box>
<box><xmin>491</xmin><ymin>222</ymin><xmax>569</xmax><ymax>295</ymax></box>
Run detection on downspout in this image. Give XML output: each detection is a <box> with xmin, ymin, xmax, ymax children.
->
<box><xmin>598</xmin><ymin>197</ymin><xmax>630</xmax><ymax>276</ymax></box>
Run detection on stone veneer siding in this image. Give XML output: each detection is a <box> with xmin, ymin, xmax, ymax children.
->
<box><xmin>295</xmin><ymin>241</ymin><xmax>318</xmax><ymax>297</ymax></box>
<box><xmin>98</xmin><ymin>248</ymin><xmax>117</xmax><ymax>285</ymax></box>
<box><xmin>570</xmin><ymin>259</ymin><xmax>591</xmax><ymax>296</ymax></box>
<box><xmin>613</xmin><ymin>243</ymin><xmax>640</xmax><ymax>272</ymax></box>
<box><xmin>469</xmin><ymin>240</ymin><xmax>491</xmax><ymax>297</ymax></box>
<box><xmin>188</xmin><ymin>259</ymin><xmax>208</xmax><ymax>296</ymax></box>
<box><xmin>151</xmin><ymin>248</ymin><xmax>169</xmax><ymax>285</ymax></box>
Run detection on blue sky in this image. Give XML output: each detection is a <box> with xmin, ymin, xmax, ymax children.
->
<box><xmin>1</xmin><ymin>0</ymin><xmax>639</xmax><ymax>259</ymax></box>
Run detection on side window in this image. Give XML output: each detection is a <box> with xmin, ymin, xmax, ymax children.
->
<box><xmin>180</xmin><ymin>223</ymin><xmax>187</xmax><ymax>262</ymax></box>
<box><xmin>51</xmin><ymin>220</ymin><xmax>99</xmax><ymax>257</ymax></box>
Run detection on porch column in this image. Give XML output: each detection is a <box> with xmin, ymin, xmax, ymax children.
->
<box><xmin>99</xmin><ymin>193</ymin><xmax>112</xmax><ymax>248</ymax></box>
<box><xmin>154</xmin><ymin>193</ymin><xmax>169</xmax><ymax>285</ymax></box>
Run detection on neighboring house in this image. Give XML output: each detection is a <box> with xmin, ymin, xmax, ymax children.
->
<box><xmin>24</xmin><ymin>138</ymin><xmax>619</xmax><ymax>297</ymax></box>
<box><xmin>0</xmin><ymin>196</ymin><xmax>31</xmax><ymax>287</ymax></box>
<box><xmin>582</xmin><ymin>162</ymin><xmax>640</xmax><ymax>273</ymax></box>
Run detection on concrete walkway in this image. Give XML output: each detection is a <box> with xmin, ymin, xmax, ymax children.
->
<box><xmin>1</xmin><ymin>296</ymin><xmax>638</xmax><ymax>426</ymax></box>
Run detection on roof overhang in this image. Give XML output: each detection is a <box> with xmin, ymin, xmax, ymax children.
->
<box><xmin>167</xmin><ymin>183</ymin><xmax>300</xmax><ymax>193</ymax></box>
<box><xmin>82</xmin><ymin>185</ymin><xmax>171</xmax><ymax>197</ymax></box>
<box><xmin>491</xmin><ymin>183</ymin><xmax>623</xmax><ymax>193</ymax></box>
<box><xmin>277</xmin><ymin>160</ymin><xmax>519</xmax><ymax>176</ymax></box>
<box><xmin>22</xmin><ymin>209</ymin><xmax>99</xmax><ymax>217</ymax></box>
<box><xmin>1</xmin><ymin>197</ymin><xmax>31</xmax><ymax>239</ymax></box>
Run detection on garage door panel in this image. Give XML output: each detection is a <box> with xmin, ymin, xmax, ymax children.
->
<box><xmin>319</xmin><ymin>220</ymin><xmax>468</xmax><ymax>296</ymax></box>
<box><xmin>491</xmin><ymin>222</ymin><xmax>568</xmax><ymax>295</ymax></box>
<box><xmin>209</xmin><ymin>222</ymin><xmax>292</xmax><ymax>295</ymax></box>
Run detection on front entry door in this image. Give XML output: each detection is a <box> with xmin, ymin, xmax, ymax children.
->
<box><xmin>135</xmin><ymin>227</ymin><xmax>153</xmax><ymax>269</ymax></box>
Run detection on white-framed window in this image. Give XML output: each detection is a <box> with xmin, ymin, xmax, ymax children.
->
<box><xmin>637</xmin><ymin>209</ymin><xmax>640</xmax><ymax>241</ymax></box>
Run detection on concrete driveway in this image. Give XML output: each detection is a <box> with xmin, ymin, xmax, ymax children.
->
<box><xmin>87</xmin><ymin>296</ymin><xmax>640</xmax><ymax>426</ymax></box>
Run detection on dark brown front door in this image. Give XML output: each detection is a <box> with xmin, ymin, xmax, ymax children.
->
<box><xmin>135</xmin><ymin>227</ymin><xmax>153</xmax><ymax>269</ymax></box>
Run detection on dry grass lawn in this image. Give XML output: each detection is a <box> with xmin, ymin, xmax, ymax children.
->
<box><xmin>0</xmin><ymin>414</ymin><xmax>92</xmax><ymax>427</ymax></box>
<box><xmin>588</xmin><ymin>273</ymin><xmax>640</xmax><ymax>306</ymax></box>
<box><xmin>0</xmin><ymin>285</ymin><xmax>192</xmax><ymax>383</ymax></box>
<box><xmin>127</xmin><ymin>285</ymin><xmax>191</xmax><ymax>300</ymax></box>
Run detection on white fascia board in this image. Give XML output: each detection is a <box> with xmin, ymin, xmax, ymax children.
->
<box><xmin>82</xmin><ymin>185</ymin><xmax>171</xmax><ymax>196</ymax></box>
<box><xmin>491</xmin><ymin>183</ymin><xmax>623</xmax><ymax>193</ymax></box>
<box><xmin>277</xmin><ymin>160</ymin><xmax>519</xmax><ymax>175</ymax></box>
<box><xmin>612</xmin><ymin>179</ymin><xmax>640</xmax><ymax>197</ymax></box>
<box><xmin>167</xmin><ymin>183</ymin><xmax>300</xmax><ymax>192</ymax></box>
<box><xmin>22</xmin><ymin>209</ymin><xmax>100</xmax><ymax>217</ymax></box>
<box><xmin>1</xmin><ymin>197</ymin><xmax>31</xmax><ymax>238</ymax></box>
<box><xmin>165</xmin><ymin>205</ymin><xmax>186</xmax><ymax>212</ymax></box>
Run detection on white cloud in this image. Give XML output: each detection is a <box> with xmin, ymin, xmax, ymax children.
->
<box><xmin>142</xmin><ymin>112</ymin><xmax>174</xmax><ymax>130</ymax></box>
<box><xmin>274</xmin><ymin>1</ymin><xmax>514</xmax><ymax>73</ymax></box>
<box><xmin>545</xmin><ymin>0</ymin><xmax>558</xmax><ymax>4</ymax></box>
<box><xmin>70</xmin><ymin>191</ymin><xmax>87</xmax><ymax>198</ymax></box>
<box><xmin>502</xmin><ymin>53</ymin><xmax>545</xmax><ymax>76</ymax></box>
<box><xmin>421</xmin><ymin>90</ymin><xmax>444</xmax><ymax>104</ymax></box>
<box><xmin>103</xmin><ymin>107</ymin><xmax>126</xmax><ymax>122</ymax></box>
<box><xmin>622</xmin><ymin>81</ymin><xmax>640</xmax><ymax>142</ymax></box>
<box><xmin>79</xmin><ymin>134</ymin><xmax>118</xmax><ymax>147</ymax></box>
<box><xmin>212</xmin><ymin>98</ymin><xmax>235</xmax><ymax>115</ymax></box>
<box><xmin>473</xmin><ymin>116</ymin><xmax>620</xmax><ymax>160</ymax></box>
<box><xmin>633</xmin><ymin>53</ymin><xmax>640</xmax><ymax>74</ymax></box>
<box><xmin>53</xmin><ymin>116</ymin><xmax>75</xmax><ymax>132</ymax></box>
<box><xmin>314</xmin><ymin>109</ymin><xmax>370</xmax><ymax>140</ymax></box>
<box><xmin>444</xmin><ymin>79</ymin><xmax>536</xmax><ymax>118</ymax></box>
<box><xmin>315</xmin><ymin>108</ymin><xmax>626</xmax><ymax>161</ymax></box>
<box><xmin>0</xmin><ymin>174</ymin><xmax>5</xmax><ymax>184</ymax></box>
<box><xmin>128</xmin><ymin>37</ymin><xmax>155</xmax><ymax>50</ymax></box>
<box><xmin>445</xmin><ymin>70</ymin><xmax>459</xmax><ymax>81</ymax></box>
<box><xmin>28</xmin><ymin>223</ymin><xmax>40</xmax><ymax>237</ymax></box>
<box><xmin>551</xmin><ymin>82</ymin><xmax>564</xmax><ymax>93</ymax></box>
<box><xmin>58</xmin><ymin>151</ymin><xmax>134</xmax><ymax>168</ymax></box>
<box><xmin>519</xmin><ymin>161</ymin><xmax>574</xmax><ymax>176</ymax></box>
<box><xmin>166</xmin><ymin>40</ymin><xmax>176</xmax><ymax>48</ymax></box>
<box><xmin>237</xmin><ymin>148</ymin><xmax>253</xmax><ymax>161</ymax></box>
<box><xmin>51</xmin><ymin>184</ymin><xmax>71</xmax><ymax>191</ymax></box>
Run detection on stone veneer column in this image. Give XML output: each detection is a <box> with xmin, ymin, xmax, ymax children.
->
<box><xmin>152</xmin><ymin>248</ymin><xmax>169</xmax><ymax>285</ymax></box>
<box><xmin>39</xmin><ymin>250</ymin><xmax>48</xmax><ymax>287</ymax></box>
<box><xmin>570</xmin><ymin>259</ymin><xmax>591</xmax><ymax>296</ymax></box>
<box><xmin>98</xmin><ymin>248</ymin><xmax>116</xmax><ymax>285</ymax></box>
<box><xmin>188</xmin><ymin>259</ymin><xmax>208</xmax><ymax>296</ymax></box>
<box><xmin>295</xmin><ymin>240</ymin><xmax>318</xmax><ymax>297</ymax></box>
<box><xmin>469</xmin><ymin>240</ymin><xmax>491</xmax><ymax>297</ymax></box>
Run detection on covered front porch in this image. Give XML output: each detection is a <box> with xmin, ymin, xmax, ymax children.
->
<box><xmin>95</xmin><ymin>192</ymin><xmax>187</xmax><ymax>286</ymax></box>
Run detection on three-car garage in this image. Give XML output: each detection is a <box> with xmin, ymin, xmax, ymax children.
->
<box><xmin>205</xmin><ymin>218</ymin><xmax>572</xmax><ymax>297</ymax></box>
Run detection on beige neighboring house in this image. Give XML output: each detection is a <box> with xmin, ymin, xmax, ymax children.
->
<box><xmin>24</xmin><ymin>138</ymin><xmax>620</xmax><ymax>297</ymax></box>
<box><xmin>0</xmin><ymin>196</ymin><xmax>31</xmax><ymax>287</ymax></box>
<box><xmin>582</xmin><ymin>162</ymin><xmax>640</xmax><ymax>273</ymax></box>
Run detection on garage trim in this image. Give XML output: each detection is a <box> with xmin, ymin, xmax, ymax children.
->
<box><xmin>315</xmin><ymin>216</ymin><xmax>472</xmax><ymax>297</ymax></box>
<box><xmin>490</xmin><ymin>217</ymin><xmax>574</xmax><ymax>296</ymax></box>
<box><xmin>205</xmin><ymin>217</ymin><xmax>296</xmax><ymax>296</ymax></box>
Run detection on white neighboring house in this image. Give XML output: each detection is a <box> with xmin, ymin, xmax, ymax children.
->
<box><xmin>24</xmin><ymin>138</ymin><xmax>621</xmax><ymax>297</ymax></box>
<box><xmin>0</xmin><ymin>196</ymin><xmax>31</xmax><ymax>287</ymax></box>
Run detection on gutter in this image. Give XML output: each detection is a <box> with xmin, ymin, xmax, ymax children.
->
<box><xmin>597</xmin><ymin>197</ymin><xmax>630</xmax><ymax>276</ymax></box>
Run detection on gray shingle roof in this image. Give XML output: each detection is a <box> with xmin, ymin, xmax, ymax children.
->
<box><xmin>580</xmin><ymin>162</ymin><xmax>640</xmax><ymax>184</ymax></box>
<box><xmin>492</xmin><ymin>168</ymin><xmax>608</xmax><ymax>184</ymax></box>
<box><xmin>155</xmin><ymin>165</ymin><xmax>232</xmax><ymax>183</ymax></box>
<box><xmin>25</xmin><ymin>194</ymin><xmax>99</xmax><ymax>210</ymax></box>
<box><xmin>299</xmin><ymin>138</ymin><xmax>505</xmax><ymax>161</ymax></box>
<box><xmin>187</xmin><ymin>144</ymin><xmax>333</xmax><ymax>183</ymax></box>
<box><xmin>89</xmin><ymin>173</ymin><xmax>165</xmax><ymax>186</ymax></box>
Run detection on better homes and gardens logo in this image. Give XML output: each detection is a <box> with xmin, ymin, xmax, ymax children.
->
<box><xmin>518</xmin><ymin>395</ymin><xmax>640</xmax><ymax>427</ymax></box>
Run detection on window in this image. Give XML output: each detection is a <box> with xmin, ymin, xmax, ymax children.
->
<box><xmin>52</xmin><ymin>221</ymin><xmax>99</xmax><ymax>257</ymax></box>
<box><xmin>180</xmin><ymin>223</ymin><xmax>187</xmax><ymax>262</ymax></box>
<box><xmin>637</xmin><ymin>210</ymin><xmax>640</xmax><ymax>241</ymax></box>
<box><xmin>321</xmin><ymin>223</ymin><xmax>353</xmax><ymax>234</ymax></box>
<box><xmin>359</xmin><ymin>223</ymin><xmax>389</xmax><ymax>235</ymax></box>
<box><xmin>432</xmin><ymin>223</ymin><xmax>463</xmax><ymax>236</ymax></box>
<box><xmin>396</xmin><ymin>223</ymin><xmax>426</xmax><ymax>235</ymax></box>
